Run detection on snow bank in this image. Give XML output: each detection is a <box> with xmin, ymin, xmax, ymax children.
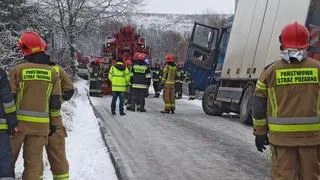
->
<box><xmin>15</xmin><ymin>79</ymin><xmax>117</xmax><ymax>180</ymax></box>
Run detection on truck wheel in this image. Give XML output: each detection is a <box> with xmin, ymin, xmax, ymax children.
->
<box><xmin>202</xmin><ymin>85</ymin><xmax>223</xmax><ymax>116</ymax></box>
<box><xmin>240</xmin><ymin>85</ymin><xmax>254</xmax><ymax>124</ymax></box>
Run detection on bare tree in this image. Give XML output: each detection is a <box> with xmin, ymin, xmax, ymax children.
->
<box><xmin>200</xmin><ymin>10</ymin><xmax>228</xmax><ymax>28</ymax></box>
<box><xmin>37</xmin><ymin>0</ymin><xmax>144</xmax><ymax>69</ymax></box>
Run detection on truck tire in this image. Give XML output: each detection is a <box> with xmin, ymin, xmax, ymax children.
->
<box><xmin>240</xmin><ymin>85</ymin><xmax>254</xmax><ymax>124</ymax></box>
<box><xmin>202</xmin><ymin>85</ymin><xmax>223</xmax><ymax>116</ymax></box>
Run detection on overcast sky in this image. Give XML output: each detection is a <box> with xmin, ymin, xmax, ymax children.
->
<box><xmin>143</xmin><ymin>0</ymin><xmax>235</xmax><ymax>14</ymax></box>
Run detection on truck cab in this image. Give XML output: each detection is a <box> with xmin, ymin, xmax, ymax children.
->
<box><xmin>185</xmin><ymin>0</ymin><xmax>318</xmax><ymax>124</ymax></box>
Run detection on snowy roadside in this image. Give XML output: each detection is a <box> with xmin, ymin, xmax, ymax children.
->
<box><xmin>15</xmin><ymin>79</ymin><xmax>118</xmax><ymax>180</ymax></box>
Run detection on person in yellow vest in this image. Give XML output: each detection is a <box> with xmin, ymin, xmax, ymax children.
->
<box><xmin>252</xmin><ymin>22</ymin><xmax>320</xmax><ymax>180</ymax></box>
<box><xmin>108</xmin><ymin>57</ymin><xmax>130</xmax><ymax>115</ymax></box>
<box><xmin>160</xmin><ymin>54</ymin><xmax>177</xmax><ymax>114</ymax></box>
<box><xmin>45</xmin><ymin>62</ymin><xmax>74</xmax><ymax>180</ymax></box>
<box><xmin>9</xmin><ymin>31</ymin><xmax>61</xmax><ymax>180</ymax></box>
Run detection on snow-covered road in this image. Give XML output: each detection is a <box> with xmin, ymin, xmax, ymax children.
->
<box><xmin>91</xmin><ymin>96</ymin><xmax>271</xmax><ymax>180</ymax></box>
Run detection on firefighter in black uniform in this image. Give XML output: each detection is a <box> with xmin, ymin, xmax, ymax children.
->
<box><xmin>0</xmin><ymin>68</ymin><xmax>18</xmax><ymax>179</ymax></box>
<box><xmin>131</xmin><ymin>52</ymin><xmax>151</xmax><ymax>112</ymax></box>
<box><xmin>175</xmin><ymin>63</ymin><xmax>184</xmax><ymax>99</ymax></box>
<box><xmin>151</xmin><ymin>63</ymin><xmax>161</xmax><ymax>98</ymax></box>
<box><xmin>88</xmin><ymin>60</ymin><xmax>102</xmax><ymax>97</ymax></box>
<box><xmin>185</xmin><ymin>70</ymin><xmax>196</xmax><ymax>100</ymax></box>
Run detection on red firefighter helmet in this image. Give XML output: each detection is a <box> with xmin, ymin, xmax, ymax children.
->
<box><xmin>133</xmin><ymin>52</ymin><xmax>146</xmax><ymax>60</ymax></box>
<box><xmin>138</xmin><ymin>53</ymin><xmax>146</xmax><ymax>60</ymax></box>
<box><xmin>165</xmin><ymin>54</ymin><xmax>175</xmax><ymax>62</ymax></box>
<box><xmin>133</xmin><ymin>52</ymin><xmax>141</xmax><ymax>60</ymax></box>
<box><xmin>280</xmin><ymin>22</ymin><xmax>309</xmax><ymax>49</ymax></box>
<box><xmin>18</xmin><ymin>31</ymin><xmax>47</xmax><ymax>56</ymax></box>
<box><xmin>125</xmin><ymin>59</ymin><xmax>132</xmax><ymax>66</ymax></box>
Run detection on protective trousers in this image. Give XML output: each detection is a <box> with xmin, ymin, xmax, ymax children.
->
<box><xmin>10</xmin><ymin>134</ymin><xmax>47</xmax><ymax>180</ymax></box>
<box><xmin>89</xmin><ymin>79</ymin><xmax>100</xmax><ymax>97</ymax></box>
<box><xmin>96</xmin><ymin>79</ymin><xmax>103</xmax><ymax>97</ymax></box>
<box><xmin>175</xmin><ymin>82</ymin><xmax>183</xmax><ymax>99</ymax></box>
<box><xmin>270</xmin><ymin>145</ymin><xmax>320</xmax><ymax>180</ymax></box>
<box><xmin>46</xmin><ymin>127</ymin><xmax>69</xmax><ymax>180</ymax></box>
<box><xmin>153</xmin><ymin>81</ymin><xmax>160</xmax><ymax>97</ymax></box>
<box><xmin>163</xmin><ymin>87</ymin><xmax>175</xmax><ymax>111</ymax></box>
<box><xmin>132</xmin><ymin>88</ymin><xmax>146</xmax><ymax>110</ymax></box>
<box><xmin>126</xmin><ymin>87</ymin><xmax>132</xmax><ymax>109</ymax></box>
<box><xmin>0</xmin><ymin>133</ymin><xmax>14</xmax><ymax>179</ymax></box>
<box><xmin>188</xmin><ymin>82</ymin><xmax>196</xmax><ymax>98</ymax></box>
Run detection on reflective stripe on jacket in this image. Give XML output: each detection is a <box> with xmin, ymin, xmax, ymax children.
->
<box><xmin>131</xmin><ymin>64</ymin><xmax>151</xmax><ymax>89</ymax></box>
<box><xmin>252</xmin><ymin>57</ymin><xmax>320</xmax><ymax>146</ymax></box>
<box><xmin>108</xmin><ymin>62</ymin><xmax>130</xmax><ymax>92</ymax></box>
<box><xmin>0</xmin><ymin>68</ymin><xmax>17</xmax><ymax>131</ymax></box>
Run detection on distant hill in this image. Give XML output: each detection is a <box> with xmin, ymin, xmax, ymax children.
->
<box><xmin>131</xmin><ymin>13</ymin><xmax>232</xmax><ymax>36</ymax></box>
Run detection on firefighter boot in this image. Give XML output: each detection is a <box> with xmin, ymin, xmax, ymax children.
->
<box><xmin>131</xmin><ymin>104</ymin><xmax>135</xmax><ymax>112</ymax></box>
<box><xmin>161</xmin><ymin>110</ymin><xmax>170</xmax><ymax>114</ymax></box>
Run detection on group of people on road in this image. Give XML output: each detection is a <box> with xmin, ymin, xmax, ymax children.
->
<box><xmin>0</xmin><ymin>31</ymin><xmax>73</xmax><ymax>180</ymax></box>
<box><xmin>108</xmin><ymin>52</ymin><xmax>196</xmax><ymax>115</ymax></box>
<box><xmin>108</xmin><ymin>52</ymin><xmax>151</xmax><ymax>115</ymax></box>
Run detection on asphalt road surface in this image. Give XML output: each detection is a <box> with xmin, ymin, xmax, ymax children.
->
<box><xmin>91</xmin><ymin>96</ymin><xmax>271</xmax><ymax>180</ymax></box>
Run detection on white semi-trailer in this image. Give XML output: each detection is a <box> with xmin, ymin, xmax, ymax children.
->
<box><xmin>184</xmin><ymin>0</ymin><xmax>319</xmax><ymax>123</ymax></box>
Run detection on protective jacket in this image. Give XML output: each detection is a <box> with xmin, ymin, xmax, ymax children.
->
<box><xmin>175</xmin><ymin>67</ymin><xmax>184</xmax><ymax>83</ymax></box>
<box><xmin>131</xmin><ymin>61</ymin><xmax>151</xmax><ymax>89</ymax></box>
<box><xmin>108</xmin><ymin>62</ymin><xmax>130</xmax><ymax>92</ymax></box>
<box><xmin>161</xmin><ymin>62</ymin><xmax>177</xmax><ymax>88</ymax></box>
<box><xmin>9</xmin><ymin>53</ymin><xmax>61</xmax><ymax>135</ymax></box>
<box><xmin>151</xmin><ymin>67</ymin><xmax>161</xmax><ymax>82</ymax></box>
<box><xmin>184</xmin><ymin>71</ymin><xmax>193</xmax><ymax>83</ymax></box>
<box><xmin>252</xmin><ymin>57</ymin><xmax>320</xmax><ymax>146</ymax></box>
<box><xmin>0</xmin><ymin>68</ymin><xmax>18</xmax><ymax>132</ymax></box>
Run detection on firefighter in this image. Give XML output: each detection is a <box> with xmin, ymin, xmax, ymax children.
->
<box><xmin>109</xmin><ymin>57</ymin><xmax>130</xmax><ymax>115</ymax></box>
<box><xmin>184</xmin><ymin>70</ymin><xmax>196</xmax><ymax>100</ymax></box>
<box><xmin>252</xmin><ymin>22</ymin><xmax>320</xmax><ymax>180</ymax></box>
<box><xmin>0</xmin><ymin>68</ymin><xmax>18</xmax><ymax>180</ymax></box>
<box><xmin>151</xmin><ymin>63</ymin><xmax>161</xmax><ymax>98</ymax></box>
<box><xmin>160</xmin><ymin>54</ymin><xmax>177</xmax><ymax>114</ymax></box>
<box><xmin>9</xmin><ymin>31</ymin><xmax>61</xmax><ymax>180</ymax></box>
<box><xmin>46</xmin><ymin>62</ymin><xmax>74</xmax><ymax>180</ymax></box>
<box><xmin>175</xmin><ymin>62</ymin><xmax>184</xmax><ymax>99</ymax></box>
<box><xmin>131</xmin><ymin>52</ymin><xmax>151</xmax><ymax>112</ymax></box>
<box><xmin>88</xmin><ymin>60</ymin><xmax>102</xmax><ymax>97</ymax></box>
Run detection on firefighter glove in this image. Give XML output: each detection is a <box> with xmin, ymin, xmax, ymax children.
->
<box><xmin>255</xmin><ymin>135</ymin><xmax>269</xmax><ymax>152</ymax></box>
<box><xmin>7</xmin><ymin>118</ymin><xmax>18</xmax><ymax>136</ymax></box>
<box><xmin>49</xmin><ymin>124</ymin><xmax>57</xmax><ymax>136</ymax></box>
